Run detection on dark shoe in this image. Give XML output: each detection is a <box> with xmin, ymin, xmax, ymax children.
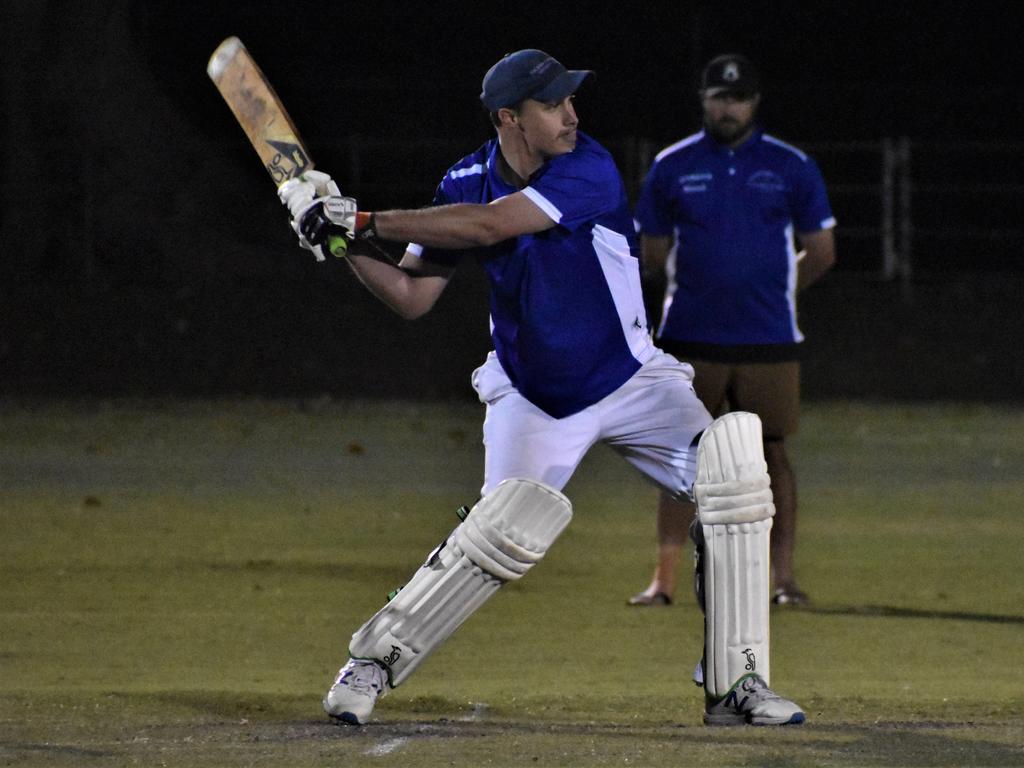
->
<box><xmin>771</xmin><ymin>585</ymin><xmax>810</xmax><ymax>606</ymax></box>
<box><xmin>628</xmin><ymin>590</ymin><xmax>672</xmax><ymax>606</ymax></box>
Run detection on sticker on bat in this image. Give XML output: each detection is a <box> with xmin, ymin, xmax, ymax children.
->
<box><xmin>266</xmin><ymin>139</ymin><xmax>311</xmax><ymax>183</ymax></box>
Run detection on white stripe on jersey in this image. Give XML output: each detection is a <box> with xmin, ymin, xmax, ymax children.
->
<box><xmin>784</xmin><ymin>223</ymin><xmax>805</xmax><ymax>343</ymax></box>
<box><xmin>657</xmin><ymin>233</ymin><xmax>680</xmax><ymax>339</ymax></box>
<box><xmin>521</xmin><ymin>186</ymin><xmax>563</xmax><ymax>223</ymax></box>
<box><xmin>762</xmin><ymin>134</ymin><xmax>809</xmax><ymax>162</ymax></box>
<box><xmin>591</xmin><ymin>224</ymin><xmax>657</xmax><ymax>364</ymax></box>
<box><xmin>449</xmin><ymin>163</ymin><xmax>485</xmax><ymax>180</ymax></box>
<box><xmin>654</xmin><ymin>132</ymin><xmax>704</xmax><ymax>164</ymax></box>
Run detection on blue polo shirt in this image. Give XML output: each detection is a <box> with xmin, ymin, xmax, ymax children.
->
<box><xmin>411</xmin><ymin>132</ymin><xmax>655</xmax><ymax>419</ymax></box>
<box><xmin>635</xmin><ymin>128</ymin><xmax>835</xmax><ymax>360</ymax></box>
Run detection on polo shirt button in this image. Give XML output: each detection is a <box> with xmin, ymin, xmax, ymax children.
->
<box><xmin>729</xmin><ymin>167</ymin><xmax>736</xmax><ymax>175</ymax></box>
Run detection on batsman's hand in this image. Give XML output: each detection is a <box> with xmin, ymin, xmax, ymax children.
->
<box><xmin>280</xmin><ymin>168</ymin><xmax>356</xmax><ymax>262</ymax></box>
<box><xmin>279</xmin><ymin>170</ymin><xmax>339</xmax><ymax>217</ymax></box>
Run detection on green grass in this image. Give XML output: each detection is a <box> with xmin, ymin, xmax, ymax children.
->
<box><xmin>1</xmin><ymin>399</ymin><xmax>1023</xmax><ymax>766</ymax></box>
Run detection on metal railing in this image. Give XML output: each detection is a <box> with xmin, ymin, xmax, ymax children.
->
<box><xmin>775</xmin><ymin>138</ymin><xmax>1024</xmax><ymax>279</ymax></box>
<box><xmin>881</xmin><ymin>137</ymin><xmax>913</xmax><ymax>282</ymax></box>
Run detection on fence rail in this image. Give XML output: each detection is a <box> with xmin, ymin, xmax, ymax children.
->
<box><xmin>798</xmin><ymin>138</ymin><xmax>1024</xmax><ymax>277</ymax></box>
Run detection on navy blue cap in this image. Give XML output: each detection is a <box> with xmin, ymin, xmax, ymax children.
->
<box><xmin>701</xmin><ymin>54</ymin><xmax>760</xmax><ymax>97</ymax></box>
<box><xmin>480</xmin><ymin>49</ymin><xmax>592</xmax><ymax>111</ymax></box>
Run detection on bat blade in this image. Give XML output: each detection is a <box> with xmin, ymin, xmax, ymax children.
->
<box><xmin>207</xmin><ymin>36</ymin><xmax>313</xmax><ymax>186</ymax></box>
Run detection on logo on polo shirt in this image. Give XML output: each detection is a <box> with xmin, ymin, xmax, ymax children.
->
<box><xmin>746</xmin><ymin>170</ymin><xmax>785</xmax><ymax>192</ymax></box>
<box><xmin>678</xmin><ymin>172</ymin><xmax>712</xmax><ymax>193</ymax></box>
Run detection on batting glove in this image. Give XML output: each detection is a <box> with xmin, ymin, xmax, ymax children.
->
<box><xmin>297</xmin><ymin>199</ymin><xmax>378</xmax><ymax>261</ymax></box>
<box><xmin>279</xmin><ymin>171</ymin><xmax>376</xmax><ymax>261</ymax></box>
<box><xmin>278</xmin><ymin>170</ymin><xmax>339</xmax><ymax>217</ymax></box>
<box><xmin>278</xmin><ymin>171</ymin><xmax>336</xmax><ymax>261</ymax></box>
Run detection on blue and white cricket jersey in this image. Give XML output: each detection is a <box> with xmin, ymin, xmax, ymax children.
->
<box><xmin>635</xmin><ymin>128</ymin><xmax>835</xmax><ymax>360</ymax></box>
<box><xmin>414</xmin><ymin>132</ymin><xmax>655</xmax><ymax>419</ymax></box>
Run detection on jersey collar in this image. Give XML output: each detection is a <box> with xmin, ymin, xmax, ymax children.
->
<box><xmin>701</xmin><ymin>126</ymin><xmax>764</xmax><ymax>156</ymax></box>
<box><xmin>487</xmin><ymin>139</ymin><xmax>521</xmax><ymax>196</ymax></box>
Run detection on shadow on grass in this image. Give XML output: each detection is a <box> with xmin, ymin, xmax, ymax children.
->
<box><xmin>798</xmin><ymin>603</ymin><xmax>1024</xmax><ymax>625</ymax></box>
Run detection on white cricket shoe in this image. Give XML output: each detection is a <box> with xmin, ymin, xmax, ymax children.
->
<box><xmin>323</xmin><ymin>659</ymin><xmax>387</xmax><ymax>725</ymax></box>
<box><xmin>704</xmin><ymin>674</ymin><xmax>805</xmax><ymax>726</ymax></box>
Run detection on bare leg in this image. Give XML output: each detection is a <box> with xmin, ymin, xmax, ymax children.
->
<box><xmin>764</xmin><ymin>439</ymin><xmax>807</xmax><ymax>603</ymax></box>
<box><xmin>629</xmin><ymin>490</ymin><xmax>695</xmax><ymax>604</ymax></box>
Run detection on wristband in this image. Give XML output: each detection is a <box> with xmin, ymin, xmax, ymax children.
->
<box><xmin>354</xmin><ymin>211</ymin><xmax>377</xmax><ymax>240</ymax></box>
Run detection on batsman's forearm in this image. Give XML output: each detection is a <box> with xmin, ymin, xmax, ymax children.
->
<box><xmin>344</xmin><ymin>254</ymin><xmax>439</xmax><ymax>320</ymax></box>
<box><xmin>373</xmin><ymin>204</ymin><xmax>507</xmax><ymax>249</ymax></box>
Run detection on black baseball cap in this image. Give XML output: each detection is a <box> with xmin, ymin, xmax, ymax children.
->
<box><xmin>701</xmin><ymin>54</ymin><xmax>760</xmax><ymax>97</ymax></box>
<box><xmin>480</xmin><ymin>49</ymin><xmax>593</xmax><ymax>111</ymax></box>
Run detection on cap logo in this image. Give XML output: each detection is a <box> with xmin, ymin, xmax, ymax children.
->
<box><xmin>530</xmin><ymin>58</ymin><xmax>556</xmax><ymax>76</ymax></box>
<box><xmin>723</xmin><ymin>62</ymin><xmax>740</xmax><ymax>82</ymax></box>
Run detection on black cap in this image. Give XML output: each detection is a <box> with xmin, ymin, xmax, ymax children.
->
<box><xmin>701</xmin><ymin>54</ymin><xmax>760</xmax><ymax>97</ymax></box>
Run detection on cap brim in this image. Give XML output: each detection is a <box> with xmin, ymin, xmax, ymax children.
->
<box><xmin>532</xmin><ymin>69</ymin><xmax>592</xmax><ymax>104</ymax></box>
<box><xmin>703</xmin><ymin>85</ymin><xmax>758</xmax><ymax>98</ymax></box>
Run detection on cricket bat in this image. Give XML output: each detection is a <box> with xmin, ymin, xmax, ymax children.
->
<box><xmin>207</xmin><ymin>36</ymin><xmax>313</xmax><ymax>186</ymax></box>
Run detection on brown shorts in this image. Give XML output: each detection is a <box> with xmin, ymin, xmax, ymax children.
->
<box><xmin>688</xmin><ymin>359</ymin><xmax>800</xmax><ymax>438</ymax></box>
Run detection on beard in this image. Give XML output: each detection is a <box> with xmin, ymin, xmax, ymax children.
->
<box><xmin>705</xmin><ymin>114</ymin><xmax>755</xmax><ymax>146</ymax></box>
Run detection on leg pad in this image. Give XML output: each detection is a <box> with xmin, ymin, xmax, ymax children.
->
<box><xmin>694</xmin><ymin>413</ymin><xmax>774</xmax><ymax>698</ymax></box>
<box><xmin>349</xmin><ymin>478</ymin><xmax>572</xmax><ymax>687</ymax></box>
<box><xmin>700</xmin><ymin>518</ymin><xmax>772</xmax><ymax>697</ymax></box>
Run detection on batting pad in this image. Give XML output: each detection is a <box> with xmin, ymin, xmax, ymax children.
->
<box><xmin>348</xmin><ymin>478</ymin><xmax>572</xmax><ymax>688</ymax></box>
<box><xmin>695</xmin><ymin>413</ymin><xmax>775</xmax><ymax>698</ymax></box>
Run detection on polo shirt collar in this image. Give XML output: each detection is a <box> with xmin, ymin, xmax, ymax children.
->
<box><xmin>701</xmin><ymin>126</ymin><xmax>764</xmax><ymax>156</ymax></box>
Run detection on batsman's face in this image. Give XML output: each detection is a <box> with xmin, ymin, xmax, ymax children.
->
<box><xmin>702</xmin><ymin>92</ymin><xmax>760</xmax><ymax>147</ymax></box>
<box><xmin>514</xmin><ymin>96</ymin><xmax>580</xmax><ymax>158</ymax></box>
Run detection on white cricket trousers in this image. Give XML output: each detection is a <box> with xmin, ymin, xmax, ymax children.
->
<box><xmin>471</xmin><ymin>351</ymin><xmax>713</xmax><ymax>499</ymax></box>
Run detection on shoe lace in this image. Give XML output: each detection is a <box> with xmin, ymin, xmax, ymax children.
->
<box><xmin>729</xmin><ymin>675</ymin><xmax>782</xmax><ymax>708</ymax></box>
<box><xmin>341</xmin><ymin>663</ymin><xmax>384</xmax><ymax>695</ymax></box>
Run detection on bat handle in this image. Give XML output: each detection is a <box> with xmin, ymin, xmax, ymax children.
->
<box><xmin>327</xmin><ymin>234</ymin><xmax>350</xmax><ymax>258</ymax></box>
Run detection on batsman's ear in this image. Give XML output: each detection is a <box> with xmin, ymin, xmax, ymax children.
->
<box><xmin>496</xmin><ymin>106</ymin><xmax>519</xmax><ymax>127</ymax></box>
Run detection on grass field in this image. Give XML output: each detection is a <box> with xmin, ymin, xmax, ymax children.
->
<box><xmin>2</xmin><ymin>399</ymin><xmax>1023</xmax><ymax>767</ymax></box>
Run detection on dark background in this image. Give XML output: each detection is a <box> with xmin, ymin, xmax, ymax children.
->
<box><xmin>2</xmin><ymin>0</ymin><xmax>1021</xmax><ymax>402</ymax></box>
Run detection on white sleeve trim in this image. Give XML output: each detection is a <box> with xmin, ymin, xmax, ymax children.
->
<box><xmin>521</xmin><ymin>186</ymin><xmax>563</xmax><ymax>223</ymax></box>
<box><xmin>448</xmin><ymin>163</ymin><xmax>485</xmax><ymax>180</ymax></box>
<box><xmin>406</xmin><ymin>243</ymin><xmax>424</xmax><ymax>256</ymax></box>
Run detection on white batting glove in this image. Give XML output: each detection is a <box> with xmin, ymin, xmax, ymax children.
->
<box><xmin>278</xmin><ymin>170</ymin><xmax>343</xmax><ymax>261</ymax></box>
<box><xmin>278</xmin><ymin>170</ymin><xmax>340</xmax><ymax>218</ymax></box>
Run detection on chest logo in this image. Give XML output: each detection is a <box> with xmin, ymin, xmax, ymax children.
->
<box><xmin>746</xmin><ymin>170</ymin><xmax>785</xmax><ymax>192</ymax></box>
<box><xmin>678</xmin><ymin>172</ymin><xmax>712</xmax><ymax>193</ymax></box>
